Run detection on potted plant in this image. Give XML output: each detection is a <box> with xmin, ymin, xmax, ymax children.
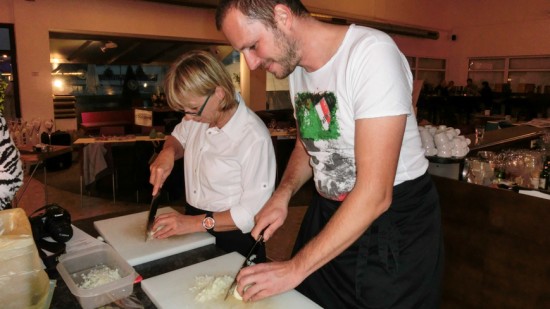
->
<box><xmin>0</xmin><ymin>78</ymin><xmax>8</xmax><ymax>113</ymax></box>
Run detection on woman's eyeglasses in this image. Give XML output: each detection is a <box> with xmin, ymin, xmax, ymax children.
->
<box><xmin>185</xmin><ymin>94</ymin><xmax>211</xmax><ymax>116</ymax></box>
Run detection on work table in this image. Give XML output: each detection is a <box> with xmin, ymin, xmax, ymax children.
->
<box><xmin>49</xmin><ymin>210</ymin><xmax>225</xmax><ymax>309</ymax></box>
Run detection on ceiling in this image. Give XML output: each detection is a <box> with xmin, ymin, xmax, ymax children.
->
<box><xmin>50</xmin><ymin>32</ymin><xmax>235</xmax><ymax>67</ymax></box>
<box><xmin>142</xmin><ymin>0</ymin><xmax>218</xmax><ymax>9</ymax></box>
<box><xmin>49</xmin><ymin>0</ymin><xmax>225</xmax><ymax>67</ymax></box>
<box><xmin>49</xmin><ymin>0</ymin><xmax>438</xmax><ymax>67</ymax></box>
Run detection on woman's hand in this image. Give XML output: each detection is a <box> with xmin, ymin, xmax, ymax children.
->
<box><xmin>149</xmin><ymin>150</ymin><xmax>175</xmax><ymax>196</ymax></box>
<box><xmin>151</xmin><ymin>212</ymin><xmax>202</xmax><ymax>238</ymax></box>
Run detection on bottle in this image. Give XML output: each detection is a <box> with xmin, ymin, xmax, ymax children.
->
<box><xmin>539</xmin><ymin>160</ymin><xmax>549</xmax><ymax>191</ymax></box>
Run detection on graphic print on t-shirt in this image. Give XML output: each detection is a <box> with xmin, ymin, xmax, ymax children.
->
<box><xmin>295</xmin><ymin>91</ymin><xmax>340</xmax><ymax>140</ymax></box>
<box><xmin>295</xmin><ymin>92</ymin><xmax>356</xmax><ymax>201</ymax></box>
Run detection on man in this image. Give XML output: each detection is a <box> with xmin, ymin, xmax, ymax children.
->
<box><xmin>216</xmin><ymin>1</ymin><xmax>444</xmax><ymax>307</ymax></box>
<box><xmin>464</xmin><ymin>78</ymin><xmax>479</xmax><ymax>96</ymax></box>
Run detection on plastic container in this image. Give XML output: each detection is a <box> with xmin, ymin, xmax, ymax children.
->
<box><xmin>56</xmin><ymin>242</ymin><xmax>135</xmax><ymax>309</ymax></box>
<box><xmin>0</xmin><ymin>208</ymin><xmax>50</xmax><ymax>309</ymax></box>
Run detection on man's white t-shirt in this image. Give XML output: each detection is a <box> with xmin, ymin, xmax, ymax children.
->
<box><xmin>289</xmin><ymin>24</ymin><xmax>428</xmax><ymax>201</ymax></box>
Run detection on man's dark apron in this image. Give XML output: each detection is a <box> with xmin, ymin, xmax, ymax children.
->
<box><xmin>293</xmin><ymin>172</ymin><xmax>444</xmax><ymax>308</ymax></box>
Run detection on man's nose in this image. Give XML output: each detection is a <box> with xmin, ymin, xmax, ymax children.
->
<box><xmin>243</xmin><ymin>51</ymin><xmax>261</xmax><ymax>71</ymax></box>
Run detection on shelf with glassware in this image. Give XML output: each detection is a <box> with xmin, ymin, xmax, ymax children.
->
<box><xmin>458</xmin><ymin>126</ymin><xmax>550</xmax><ymax>196</ymax></box>
<box><xmin>423</xmin><ymin>124</ymin><xmax>547</xmax><ymax>181</ymax></box>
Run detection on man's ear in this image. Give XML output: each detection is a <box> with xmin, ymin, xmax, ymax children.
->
<box><xmin>274</xmin><ymin>4</ymin><xmax>291</xmax><ymax>28</ymax></box>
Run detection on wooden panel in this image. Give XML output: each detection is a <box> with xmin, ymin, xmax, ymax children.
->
<box><xmin>53</xmin><ymin>95</ymin><xmax>77</xmax><ymax>119</ymax></box>
<box><xmin>435</xmin><ymin>176</ymin><xmax>550</xmax><ymax>309</ymax></box>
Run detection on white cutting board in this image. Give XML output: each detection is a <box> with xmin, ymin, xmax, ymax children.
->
<box><xmin>93</xmin><ymin>207</ymin><xmax>215</xmax><ymax>266</ymax></box>
<box><xmin>141</xmin><ymin>252</ymin><xmax>322</xmax><ymax>309</ymax></box>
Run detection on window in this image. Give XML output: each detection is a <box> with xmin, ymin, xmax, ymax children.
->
<box><xmin>468</xmin><ymin>56</ymin><xmax>550</xmax><ymax>93</ymax></box>
<box><xmin>0</xmin><ymin>24</ymin><xmax>20</xmax><ymax>119</ymax></box>
<box><xmin>407</xmin><ymin>56</ymin><xmax>446</xmax><ymax>91</ymax></box>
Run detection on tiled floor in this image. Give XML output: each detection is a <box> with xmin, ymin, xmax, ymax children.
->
<box><xmin>15</xmin><ymin>160</ymin><xmax>310</xmax><ymax>261</ymax></box>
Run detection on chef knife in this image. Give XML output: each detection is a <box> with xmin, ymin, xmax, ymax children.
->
<box><xmin>144</xmin><ymin>191</ymin><xmax>161</xmax><ymax>242</ymax></box>
<box><xmin>224</xmin><ymin>230</ymin><xmax>265</xmax><ymax>300</ymax></box>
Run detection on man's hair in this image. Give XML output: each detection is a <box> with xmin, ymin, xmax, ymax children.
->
<box><xmin>164</xmin><ymin>50</ymin><xmax>236</xmax><ymax>112</ymax></box>
<box><xmin>215</xmin><ymin>0</ymin><xmax>309</xmax><ymax>30</ymax></box>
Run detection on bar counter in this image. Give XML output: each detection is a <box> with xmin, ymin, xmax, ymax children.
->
<box><xmin>49</xmin><ymin>210</ymin><xmax>226</xmax><ymax>309</ymax></box>
<box><xmin>434</xmin><ymin>175</ymin><xmax>550</xmax><ymax>308</ymax></box>
<box><xmin>467</xmin><ymin>124</ymin><xmax>544</xmax><ymax>154</ymax></box>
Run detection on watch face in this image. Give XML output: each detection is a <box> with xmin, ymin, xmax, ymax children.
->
<box><xmin>203</xmin><ymin>216</ymin><xmax>215</xmax><ymax>230</ymax></box>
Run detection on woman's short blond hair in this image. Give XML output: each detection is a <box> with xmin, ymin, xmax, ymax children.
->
<box><xmin>164</xmin><ymin>49</ymin><xmax>236</xmax><ymax>112</ymax></box>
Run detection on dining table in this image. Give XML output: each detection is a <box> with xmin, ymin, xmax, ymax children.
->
<box><xmin>73</xmin><ymin>135</ymin><xmax>167</xmax><ymax>204</ymax></box>
<box><xmin>16</xmin><ymin>144</ymin><xmax>73</xmax><ymax>205</ymax></box>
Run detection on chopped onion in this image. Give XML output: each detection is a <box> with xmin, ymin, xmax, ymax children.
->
<box><xmin>77</xmin><ymin>265</ymin><xmax>121</xmax><ymax>289</ymax></box>
<box><xmin>190</xmin><ymin>275</ymin><xmax>234</xmax><ymax>302</ymax></box>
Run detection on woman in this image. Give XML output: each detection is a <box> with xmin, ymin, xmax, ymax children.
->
<box><xmin>149</xmin><ymin>50</ymin><xmax>276</xmax><ymax>261</ymax></box>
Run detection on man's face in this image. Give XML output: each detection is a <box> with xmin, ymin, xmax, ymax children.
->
<box><xmin>221</xmin><ymin>8</ymin><xmax>299</xmax><ymax>79</ymax></box>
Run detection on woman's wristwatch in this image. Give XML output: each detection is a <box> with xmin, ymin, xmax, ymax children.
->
<box><xmin>202</xmin><ymin>211</ymin><xmax>215</xmax><ymax>230</ymax></box>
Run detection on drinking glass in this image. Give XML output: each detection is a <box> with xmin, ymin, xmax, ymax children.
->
<box><xmin>44</xmin><ymin>118</ymin><xmax>54</xmax><ymax>146</ymax></box>
<box><xmin>32</xmin><ymin>118</ymin><xmax>42</xmax><ymax>145</ymax></box>
<box><xmin>475</xmin><ymin>125</ymin><xmax>485</xmax><ymax>144</ymax></box>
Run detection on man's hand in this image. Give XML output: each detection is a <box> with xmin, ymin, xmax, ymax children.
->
<box><xmin>235</xmin><ymin>260</ymin><xmax>305</xmax><ymax>302</ymax></box>
<box><xmin>252</xmin><ymin>193</ymin><xmax>289</xmax><ymax>241</ymax></box>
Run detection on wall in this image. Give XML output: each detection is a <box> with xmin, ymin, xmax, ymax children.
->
<box><xmin>1</xmin><ymin>0</ymin><xmax>549</xmax><ymax>124</ymax></box>
<box><xmin>447</xmin><ymin>0</ymin><xmax>550</xmax><ymax>86</ymax></box>
<box><xmin>303</xmin><ymin>0</ymin><xmax>455</xmax><ymax>60</ymax></box>
<box><xmin>305</xmin><ymin>0</ymin><xmax>550</xmax><ymax>89</ymax></box>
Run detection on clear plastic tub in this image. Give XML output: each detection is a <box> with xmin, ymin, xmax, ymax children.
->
<box><xmin>0</xmin><ymin>208</ymin><xmax>50</xmax><ymax>309</ymax></box>
<box><xmin>56</xmin><ymin>242</ymin><xmax>135</xmax><ymax>309</ymax></box>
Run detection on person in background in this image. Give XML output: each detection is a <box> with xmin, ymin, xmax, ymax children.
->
<box><xmin>480</xmin><ymin>81</ymin><xmax>494</xmax><ymax>112</ymax></box>
<box><xmin>0</xmin><ymin>115</ymin><xmax>23</xmax><ymax>210</ymax></box>
<box><xmin>434</xmin><ymin>79</ymin><xmax>449</xmax><ymax>96</ymax></box>
<box><xmin>216</xmin><ymin>0</ymin><xmax>444</xmax><ymax>307</ymax></box>
<box><xmin>464</xmin><ymin>78</ymin><xmax>479</xmax><ymax>96</ymax></box>
<box><xmin>446</xmin><ymin>80</ymin><xmax>456</xmax><ymax>96</ymax></box>
<box><xmin>148</xmin><ymin>50</ymin><xmax>276</xmax><ymax>262</ymax></box>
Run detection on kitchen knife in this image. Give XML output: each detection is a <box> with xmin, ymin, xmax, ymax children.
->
<box><xmin>224</xmin><ymin>231</ymin><xmax>265</xmax><ymax>300</ymax></box>
<box><xmin>144</xmin><ymin>191</ymin><xmax>161</xmax><ymax>242</ymax></box>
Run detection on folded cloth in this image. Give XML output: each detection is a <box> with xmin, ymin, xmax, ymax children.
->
<box><xmin>519</xmin><ymin>189</ymin><xmax>550</xmax><ymax>200</ymax></box>
<box><xmin>83</xmin><ymin>144</ymin><xmax>108</xmax><ymax>186</ymax></box>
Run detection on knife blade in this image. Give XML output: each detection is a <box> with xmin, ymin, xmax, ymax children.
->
<box><xmin>144</xmin><ymin>191</ymin><xmax>161</xmax><ymax>242</ymax></box>
<box><xmin>224</xmin><ymin>231</ymin><xmax>265</xmax><ymax>300</ymax></box>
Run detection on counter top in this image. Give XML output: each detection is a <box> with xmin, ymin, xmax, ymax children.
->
<box><xmin>467</xmin><ymin>124</ymin><xmax>544</xmax><ymax>153</ymax></box>
<box><xmin>74</xmin><ymin>135</ymin><xmax>166</xmax><ymax>144</ymax></box>
<box><xmin>134</xmin><ymin>106</ymin><xmax>175</xmax><ymax>113</ymax></box>
<box><xmin>49</xmin><ymin>210</ymin><xmax>225</xmax><ymax>309</ymax></box>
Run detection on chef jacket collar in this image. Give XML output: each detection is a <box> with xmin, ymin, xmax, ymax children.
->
<box><xmin>206</xmin><ymin>92</ymin><xmax>245</xmax><ymax>142</ymax></box>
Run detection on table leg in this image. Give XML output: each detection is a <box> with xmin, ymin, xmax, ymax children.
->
<box><xmin>44</xmin><ymin>165</ymin><xmax>48</xmax><ymax>204</ymax></box>
<box><xmin>14</xmin><ymin>161</ymin><xmax>41</xmax><ymax>207</ymax></box>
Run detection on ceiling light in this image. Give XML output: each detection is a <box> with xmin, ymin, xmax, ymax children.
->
<box><xmin>100</xmin><ymin>41</ymin><xmax>118</xmax><ymax>53</ymax></box>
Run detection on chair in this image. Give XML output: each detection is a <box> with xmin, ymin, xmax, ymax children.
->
<box><xmin>80</xmin><ymin>143</ymin><xmax>117</xmax><ymax>205</ymax></box>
